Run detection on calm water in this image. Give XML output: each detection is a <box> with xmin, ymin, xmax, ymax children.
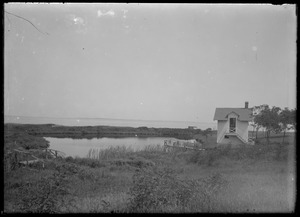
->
<box><xmin>7</xmin><ymin>115</ymin><xmax>216</xmax><ymax>158</ymax></box>
<box><xmin>5</xmin><ymin>115</ymin><xmax>216</xmax><ymax>130</ymax></box>
<box><xmin>45</xmin><ymin>137</ymin><xmax>185</xmax><ymax>158</ymax></box>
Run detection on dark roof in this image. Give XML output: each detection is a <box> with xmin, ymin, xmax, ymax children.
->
<box><xmin>213</xmin><ymin>108</ymin><xmax>253</xmax><ymax>121</ymax></box>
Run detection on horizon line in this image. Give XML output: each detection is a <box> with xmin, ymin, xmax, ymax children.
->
<box><xmin>4</xmin><ymin>115</ymin><xmax>216</xmax><ymax>124</ymax></box>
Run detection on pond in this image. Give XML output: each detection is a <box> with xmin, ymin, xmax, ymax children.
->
<box><xmin>45</xmin><ymin>137</ymin><xmax>186</xmax><ymax>158</ymax></box>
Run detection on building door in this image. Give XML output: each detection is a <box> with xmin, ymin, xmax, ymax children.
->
<box><xmin>229</xmin><ymin>118</ymin><xmax>236</xmax><ymax>133</ymax></box>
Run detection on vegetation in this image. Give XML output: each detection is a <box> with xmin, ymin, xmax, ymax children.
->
<box><xmin>252</xmin><ymin>105</ymin><xmax>296</xmax><ymax>144</ymax></box>
<box><xmin>128</xmin><ymin>166</ymin><xmax>228</xmax><ymax>212</ymax></box>
<box><xmin>279</xmin><ymin>107</ymin><xmax>296</xmax><ymax>143</ymax></box>
<box><xmin>3</xmin><ymin>116</ymin><xmax>296</xmax><ymax>213</ymax></box>
<box><xmin>4</xmin><ymin>123</ymin><xmax>201</xmax><ymax>141</ymax></box>
<box><xmin>4</xmin><ymin>124</ymin><xmax>49</xmax><ymax>151</ymax></box>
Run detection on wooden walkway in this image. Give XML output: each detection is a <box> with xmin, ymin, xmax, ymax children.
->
<box><xmin>11</xmin><ymin>149</ymin><xmax>41</xmax><ymax>166</ymax></box>
<box><xmin>42</xmin><ymin>148</ymin><xmax>65</xmax><ymax>159</ymax></box>
<box><xmin>164</xmin><ymin>140</ymin><xmax>205</xmax><ymax>152</ymax></box>
<box><xmin>9</xmin><ymin>148</ymin><xmax>65</xmax><ymax>167</ymax></box>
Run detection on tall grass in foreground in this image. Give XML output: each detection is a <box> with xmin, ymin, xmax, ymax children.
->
<box><xmin>6</xmin><ymin>140</ymin><xmax>294</xmax><ymax>213</ymax></box>
<box><xmin>128</xmin><ymin>166</ymin><xmax>228</xmax><ymax>213</ymax></box>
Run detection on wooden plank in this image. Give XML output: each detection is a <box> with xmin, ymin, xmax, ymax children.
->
<box><xmin>13</xmin><ymin>149</ymin><xmax>31</xmax><ymax>154</ymax></box>
<box><xmin>19</xmin><ymin>159</ymin><xmax>40</xmax><ymax>165</ymax></box>
<box><xmin>164</xmin><ymin>143</ymin><xmax>205</xmax><ymax>151</ymax></box>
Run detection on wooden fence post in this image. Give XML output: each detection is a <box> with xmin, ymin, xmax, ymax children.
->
<box><xmin>14</xmin><ymin>152</ymin><xmax>18</xmax><ymax>169</ymax></box>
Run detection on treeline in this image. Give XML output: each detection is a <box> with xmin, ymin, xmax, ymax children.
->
<box><xmin>251</xmin><ymin>105</ymin><xmax>296</xmax><ymax>143</ymax></box>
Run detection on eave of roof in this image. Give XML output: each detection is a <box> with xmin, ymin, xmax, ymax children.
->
<box><xmin>213</xmin><ymin>107</ymin><xmax>253</xmax><ymax>121</ymax></box>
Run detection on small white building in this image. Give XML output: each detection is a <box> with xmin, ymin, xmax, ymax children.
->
<box><xmin>213</xmin><ymin>102</ymin><xmax>253</xmax><ymax>145</ymax></box>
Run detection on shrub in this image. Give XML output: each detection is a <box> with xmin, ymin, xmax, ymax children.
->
<box><xmin>16</xmin><ymin>167</ymin><xmax>75</xmax><ymax>213</ymax></box>
<box><xmin>128</xmin><ymin>165</ymin><xmax>228</xmax><ymax>213</ymax></box>
<box><xmin>128</xmin><ymin>166</ymin><xmax>180</xmax><ymax>212</ymax></box>
<box><xmin>5</xmin><ymin>131</ymin><xmax>49</xmax><ymax>150</ymax></box>
<box><xmin>65</xmin><ymin>156</ymin><xmax>74</xmax><ymax>162</ymax></box>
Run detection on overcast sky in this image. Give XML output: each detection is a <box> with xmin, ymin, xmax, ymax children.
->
<box><xmin>4</xmin><ymin>3</ymin><xmax>296</xmax><ymax>123</ymax></box>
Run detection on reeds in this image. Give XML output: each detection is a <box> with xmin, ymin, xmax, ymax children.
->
<box><xmin>143</xmin><ymin>144</ymin><xmax>165</xmax><ymax>153</ymax></box>
<box><xmin>86</xmin><ymin>144</ymin><xmax>166</xmax><ymax>161</ymax></box>
<box><xmin>87</xmin><ymin>146</ymin><xmax>135</xmax><ymax>161</ymax></box>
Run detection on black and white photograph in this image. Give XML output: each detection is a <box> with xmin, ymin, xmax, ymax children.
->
<box><xmin>4</xmin><ymin>3</ymin><xmax>296</xmax><ymax>213</ymax></box>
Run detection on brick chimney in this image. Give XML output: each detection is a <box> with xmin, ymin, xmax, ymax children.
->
<box><xmin>245</xmin><ymin>101</ymin><xmax>249</xmax><ymax>108</ymax></box>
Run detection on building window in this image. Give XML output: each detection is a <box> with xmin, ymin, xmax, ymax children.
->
<box><xmin>229</xmin><ymin>118</ymin><xmax>236</xmax><ymax>133</ymax></box>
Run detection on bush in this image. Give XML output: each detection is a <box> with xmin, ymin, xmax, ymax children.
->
<box><xmin>5</xmin><ymin>131</ymin><xmax>49</xmax><ymax>150</ymax></box>
<box><xmin>65</xmin><ymin>156</ymin><xmax>74</xmax><ymax>162</ymax></box>
<box><xmin>128</xmin><ymin>165</ymin><xmax>228</xmax><ymax>213</ymax></box>
<box><xmin>128</xmin><ymin>166</ymin><xmax>182</xmax><ymax>212</ymax></box>
<box><xmin>16</xmin><ymin>166</ymin><xmax>76</xmax><ymax>213</ymax></box>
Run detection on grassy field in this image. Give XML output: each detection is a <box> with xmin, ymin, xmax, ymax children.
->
<box><xmin>3</xmin><ymin>126</ymin><xmax>296</xmax><ymax>213</ymax></box>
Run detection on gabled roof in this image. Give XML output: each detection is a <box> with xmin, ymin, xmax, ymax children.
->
<box><xmin>213</xmin><ymin>108</ymin><xmax>253</xmax><ymax>121</ymax></box>
<box><xmin>225</xmin><ymin>111</ymin><xmax>240</xmax><ymax>118</ymax></box>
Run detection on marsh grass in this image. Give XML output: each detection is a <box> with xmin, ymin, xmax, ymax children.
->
<box><xmin>85</xmin><ymin>145</ymin><xmax>169</xmax><ymax>169</ymax></box>
<box><xmin>87</xmin><ymin>144</ymin><xmax>166</xmax><ymax>160</ymax></box>
<box><xmin>87</xmin><ymin>146</ymin><xmax>135</xmax><ymax>160</ymax></box>
<box><xmin>4</xmin><ymin>135</ymin><xmax>295</xmax><ymax>213</ymax></box>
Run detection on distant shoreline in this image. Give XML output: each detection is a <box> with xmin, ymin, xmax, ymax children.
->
<box><xmin>4</xmin><ymin>123</ymin><xmax>206</xmax><ymax>140</ymax></box>
<box><xmin>4</xmin><ymin>116</ymin><xmax>216</xmax><ymax>130</ymax></box>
